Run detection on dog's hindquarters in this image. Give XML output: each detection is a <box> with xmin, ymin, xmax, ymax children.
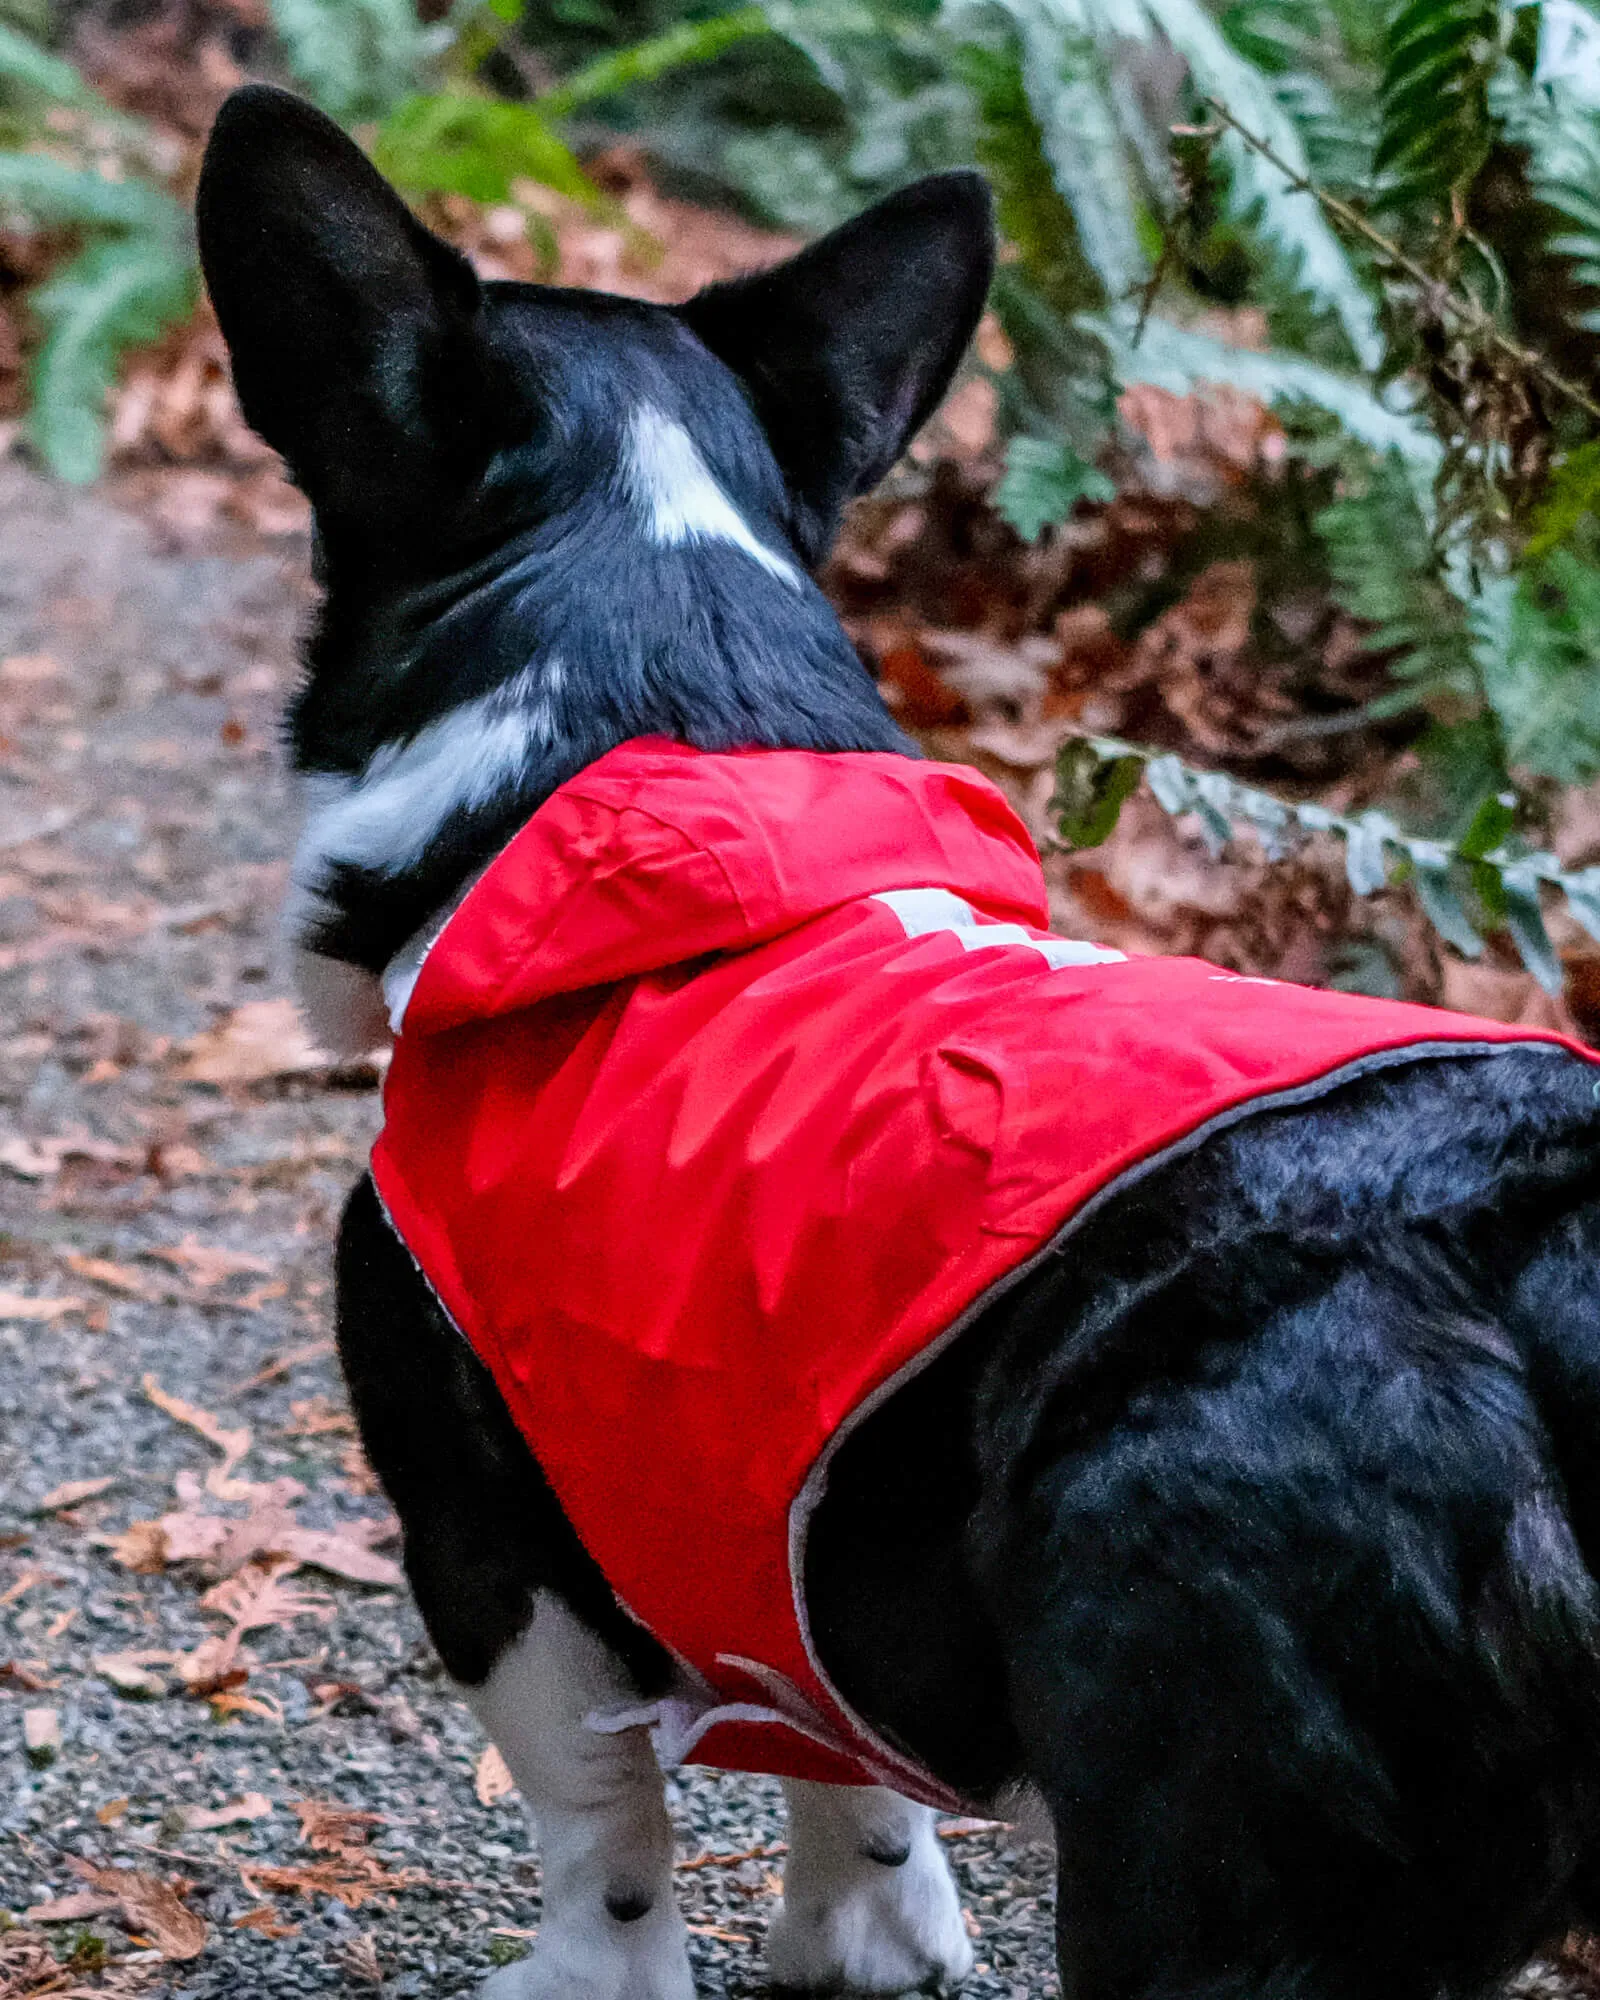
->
<box><xmin>980</xmin><ymin>1236</ymin><xmax>1600</xmax><ymax>2000</ymax></box>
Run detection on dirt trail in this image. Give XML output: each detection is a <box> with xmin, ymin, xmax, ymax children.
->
<box><xmin>0</xmin><ymin>463</ymin><xmax>1053</xmax><ymax>1997</ymax></box>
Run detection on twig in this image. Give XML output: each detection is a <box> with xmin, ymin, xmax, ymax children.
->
<box><xmin>676</xmin><ymin>1840</ymin><xmax>787</xmax><ymax>1873</ymax></box>
<box><xmin>1200</xmin><ymin>95</ymin><xmax>1600</xmax><ymax>427</ymax></box>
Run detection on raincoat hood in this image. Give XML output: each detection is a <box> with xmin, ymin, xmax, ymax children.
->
<box><xmin>399</xmin><ymin>740</ymin><xmax>1048</xmax><ymax>1032</ymax></box>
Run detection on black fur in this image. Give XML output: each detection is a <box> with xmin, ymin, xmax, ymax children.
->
<box><xmin>201</xmin><ymin>85</ymin><xmax>1600</xmax><ymax>2000</ymax></box>
<box><xmin>195</xmin><ymin>87</ymin><xmax>989</xmax><ymax>972</ymax></box>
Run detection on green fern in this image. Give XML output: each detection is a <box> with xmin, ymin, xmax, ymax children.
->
<box><xmin>1375</xmin><ymin>0</ymin><xmax>1503</xmax><ymax>213</ymax></box>
<box><xmin>0</xmin><ymin>151</ymin><xmax>194</xmax><ymax>483</ymax></box>
<box><xmin>268</xmin><ymin>0</ymin><xmax>436</xmax><ymax>123</ymax></box>
<box><xmin>1052</xmin><ymin>731</ymin><xmax>1600</xmax><ymax>993</ymax></box>
<box><xmin>1312</xmin><ymin>450</ymin><xmax>1475</xmax><ymax>710</ymax></box>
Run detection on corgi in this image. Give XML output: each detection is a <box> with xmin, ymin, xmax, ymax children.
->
<box><xmin>198</xmin><ymin>83</ymin><xmax>1600</xmax><ymax>2000</ymax></box>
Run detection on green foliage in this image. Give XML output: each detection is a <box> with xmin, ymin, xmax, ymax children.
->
<box><xmin>375</xmin><ymin>93</ymin><xmax>595</xmax><ymax>203</ymax></box>
<box><xmin>1051</xmin><ymin>732</ymin><xmax>1600</xmax><ymax>993</ymax></box>
<box><xmin>28</xmin><ymin>227</ymin><xmax>194</xmax><ymax>482</ymax></box>
<box><xmin>1313</xmin><ymin>451</ymin><xmax>1475</xmax><ymax>712</ymax></box>
<box><xmin>0</xmin><ymin>78</ymin><xmax>194</xmax><ymax>483</ymax></box>
<box><xmin>268</xmin><ymin>0</ymin><xmax>437</xmax><ymax>124</ymax></box>
<box><xmin>1375</xmin><ymin>0</ymin><xmax>1502</xmax><ymax>213</ymax></box>
<box><xmin>993</xmin><ymin>433</ymin><xmax>1113</xmax><ymax>539</ymax></box>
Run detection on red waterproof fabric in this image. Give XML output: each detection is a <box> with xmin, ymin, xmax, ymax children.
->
<box><xmin>371</xmin><ymin>739</ymin><xmax>1583</xmax><ymax>1805</ymax></box>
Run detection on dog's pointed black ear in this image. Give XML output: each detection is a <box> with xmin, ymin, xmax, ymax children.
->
<box><xmin>680</xmin><ymin>171</ymin><xmax>994</xmax><ymax>561</ymax></box>
<box><xmin>197</xmin><ymin>85</ymin><xmax>491</xmax><ymax>529</ymax></box>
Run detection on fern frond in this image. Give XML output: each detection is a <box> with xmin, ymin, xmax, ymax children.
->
<box><xmin>1052</xmin><ymin>730</ymin><xmax>1600</xmax><ymax>992</ymax></box>
<box><xmin>27</xmin><ymin>230</ymin><xmax>195</xmax><ymax>482</ymax></box>
<box><xmin>1313</xmin><ymin>451</ymin><xmax>1475</xmax><ymax>704</ymax></box>
<box><xmin>1375</xmin><ymin>0</ymin><xmax>1502</xmax><ymax>212</ymax></box>
<box><xmin>375</xmin><ymin>92</ymin><xmax>595</xmax><ymax>203</ymax></box>
<box><xmin>1467</xmin><ymin>553</ymin><xmax>1600</xmax><ymax>784</ymax></box>
<box><xmin>268</xmin><ymin>0</ymin><xmax>437</xmax><ymax>123</ymax></box>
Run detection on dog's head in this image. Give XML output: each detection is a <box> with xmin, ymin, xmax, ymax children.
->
<box><xmin>198</xmin><ymin>85</ymin><xmax>992</xmax><ymax>586</ymax></box>
<box><xmin>197</xmin><ymin>86</ymin><xmax>992</xmax><ymax>1014</ymax></box>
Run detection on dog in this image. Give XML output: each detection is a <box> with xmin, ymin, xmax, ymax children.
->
<box><xmin>197</xmin><ymin>83</ymin><xmax>1600</xmax><ymax>2000</ymax></box>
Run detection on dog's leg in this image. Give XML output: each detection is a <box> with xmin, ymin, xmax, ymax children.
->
<box><xmin>768</xmin><ymin>1779</ymin><xmax>972</xmax><ymax>1995</ymax></box>
<box><xmin>467</xmin><ymin>1591</ymin><xmax>692</xmax><ymax>2000</ymax></box>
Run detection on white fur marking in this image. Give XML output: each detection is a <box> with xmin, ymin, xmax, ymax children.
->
<box><xmin>623</xmin><ymin>403</ymin><xmax>801</xmax><ymax>588</ymax></box>
<box><xmin>466</xmin><ymin>1595</ymin><xmax>693</xmax><ymax>2000</ymax></box>
<box><xmin>770</xmin><ymin>1778</ymin><xmax>975</xmax><ymax>1995</ymax></box>
<box><xmin>873</xmin><ymin>884</ymin><xmax>1126</xmax><ymax>969</ymax></box>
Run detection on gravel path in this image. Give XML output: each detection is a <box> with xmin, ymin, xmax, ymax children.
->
<box><xmin>0</xmin><ymin>462</ymin><xmax>1057</xmax><ymax>1998</ymax></box>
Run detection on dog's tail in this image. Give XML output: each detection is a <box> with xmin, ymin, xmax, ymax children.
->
<box><xmin>986</xmin><ymin>1231</ymin><xmax>1600</xmax><ymax>2000</ymax></box>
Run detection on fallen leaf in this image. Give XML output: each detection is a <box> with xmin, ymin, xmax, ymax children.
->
<box><xmin>142</xmin><ymin>1374</ymin><xmax>251</xmax><ymax>1485</ymax></box>
<box><xmin>234</xmin><ymin>1278</ymin><xmax>288</xmax><ymax>1312</ymax></box>
<box><xmin>0</xmin><ymin>1133</ymin><xmax>141</xmax><ymax>1179</ymax></box>
<box><xmin>199</xmin><ymin>1557</ymin><xmax>333</xmax><ymax>1634</ymax></box>
<box><xmin>232</xmin><ymin>1904</ymin><xmax>298</xmax><ymax>1937</ymax></box>
<box><xmin>68</xmin><ymin>1862</ymin><xmax>207</xmax><ymax>1961</ymax></box>
<box><xmin>105</xmin><ymin>1519</ymin><xmax>171</xmax><ymax>1573</ymax></box>
<box><xmin>146</xmin><ymin>1236</ymin><xmax>272</xmax><ymax>1289</ymax></box>
<box><xmin>177</xmin><ymin>998</ymin><xmax>330</xmax><ymax>1086</ymax></box>
<box><xmin>36</xmin><ymin>1475</ymin><xmax>117</xmax><ymax>1512</ymax></box>
<box><xmin>61</xmin><ymin>1251</ymin><xmax>161</xmax><ymax>1300</ymax></box>
<box><xmin>183</xmin><ymin>1792</ymin><xmax>273</xmax><ymax>1831</ymax></box>
<box><xmin>208</xmin><ymin>1687</ymin><xmax>283</xmax><ymax>1721</ymax></box>
<box><xmin>0</xmin><ymin>1567</ymin><xmax>47</xmax><ymax>1605</ymax></box>
<box><xmin>94</xmin><ymin>1650</ymin><xmax>175</xmax><ymax>1698</ymax></box>
<box><xmin>23</xmin><ymin>1706</ymin><xmax>60</xmax><ymax>1763</ymax></box>
<box><xmin>0</xmin><ymin>1290</ymin><xmax>84</xmax><ymax>1322</ymax></box>
<box><xmin>26</xmin><ymin>1890</ymin><xmax>120</xmax><ymax>1922</ymax></box>
<box><xmin>284</xmin><ymin>1394</ymin><xmax>354</xmax><ymax>1437</ymax></box>
<box><xmin>475</xmin><ymin>1744</ymin><xmax>516</xmax><ymax>1807</ymax></box>
<box><xmin>156</xmin><ymin>1508</ymin><xmax>231</xmax><ymax>1564</ymax></box>
<box><xmin>277</xmin><ymin>1525</ymin><xmax>403</xmax><ymax>1589</ymax></box>
<box><xmin>97</xmin><ymin>1798</ymin><xmax>130</xmax><ymax>1825</ymax></box>
<box><xmin>339</xmin><ymin>1932</ymin><xmax>384</xmax><ymax>1985</ymax></box>
<box><xmin>230</xmin><ymin>1339</ymin><xmax>334</xmax><ymax>1397</ymax></box>
<box><xmin>0</xmin><ymin>1659</ymin><xmax>55</xmax><ymax>1691</ymax></box>
<box><xmin>293</xmin><ymin>1798</ymin><xmax>384</xmax><ymax>1853</ymax></box>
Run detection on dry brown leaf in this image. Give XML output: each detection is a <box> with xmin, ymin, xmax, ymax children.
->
<box><xmin>142</xmin><ymin>1373</ymin><xmax>251</xmax><ymax>1483</ymax></box>
<box><xmin>237</xmin><ymin>1858</ymin><xmax>417</xmax><ymax>1911</ymax></box>
<box><xmin>97</xmin><ymin>1797</ymin><xmax>130</xmax><ymax>1825</ymax></box>
<box><xmin>105</xmin><ymin>1519</ymin><xmax>169</xmax><ymax>1573</ymax></box>
<box><xmin>146</xmin><ymin>1235</ymin><xmax>272</xmax><ymax>1289</ymax></box>
<box><xmin>0</xmin><ymin>1290</ymin><xmax>84</xmax><ymax>1323</ymax></box>
<box><xmin>199</xmin><ymin>1555</ymin><xmax>334</xmax><ymax>1633</ymax></box>
<box><xmin>183</xmin><ymin>1792</ymin><xmax>273</xmax><ymax>1830</ymax></box>
<box><xmin>284</xmin><ymin>1394</ymin><xmax>354</xmax><ymax>1438</ymax></box>
<box><xmin>68</xmin><ymin>1861</ymin><xmax>207</xmax><ymax>1961</ymax></box>
<box><xmin>35</xmin><ymin>1475</ymin><xmax>117</xmax><ymax>1512</ymax></box>
<box><xmin>293</xmin><ymin>1798</ymin><xmax>384</xmax><ymax>1852</ymax></box>
<box><xmin>277</xmin><ymin>1524</ymin><xmax>403</xmax><ymax>1589</ymax></box>
<box><xmin>0</xmin><ymin>1132</ymin><xmax>141</xmax><ymax>1179</ymax></box>
<box><xmin>177</xmin><ymin>997</ymin><xmax>330</xmax><ymax>1085</ymax></box>
<box><xmin>475</xmin><ymin>1744</ymin><xmax>516</xmax><ymax>1807</ymax></box>
<box><xmin>26</xmin><ymin>1889</ymin><xmax>120</xmax><ymax>1922</ymax></box>
<box><xmin>339</xmin><ymin>1932</ymin><xmax>385</xmax><ymax>1986</ymax></box>
<box><xmin>94</xmin><ymin>1650</ymin><xmax>176</xmax><ymax>1697</ymax></box>
<box><xmin>62</xmin><ymin>1251</ymin><xmax>161</xmax><ymax>1300</ymax></box>
<box><xmin>0</xmin><ymin>1658</ymin><xmax>56</xmax><ymax>1691</ymax></box>
<box><xmin>232</xmin><ymin>1904</ymin><xmax>299</xmax><ymax>1938</ymax></box>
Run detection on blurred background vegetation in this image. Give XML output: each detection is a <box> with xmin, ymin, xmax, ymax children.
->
<box><xmin>2</xmin><ymin>0</ymin><xmax>1600</xmax><ymax>1003</ymax></box>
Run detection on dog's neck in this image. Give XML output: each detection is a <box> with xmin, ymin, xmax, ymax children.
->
<box><xmin>286</xmin><ymin>403</ymin><xmax>909</xmax><ymax>1055</ymax></box>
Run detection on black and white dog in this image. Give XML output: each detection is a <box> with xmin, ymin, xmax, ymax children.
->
<box><xmin>198</xmin><ymin>84</ymin><xmax>1600</xmax><ymax>2000</ymax></box>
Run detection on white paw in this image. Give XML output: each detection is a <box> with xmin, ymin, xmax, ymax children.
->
<box><xmin>768</xmin><ymin>1837</ymin><xmax>974</xmax><ymax>1994</ymax></box>
<box><xmin>477</xmin><ymin>1910</ymin><xmax>695</xmax><ymax>2000</ymax></box>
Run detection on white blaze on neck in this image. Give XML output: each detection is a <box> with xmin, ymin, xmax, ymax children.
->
<box><xmin>623</xmin><ymin>402</ymin><xmax>801</xmax><ymax>588</ymax></box>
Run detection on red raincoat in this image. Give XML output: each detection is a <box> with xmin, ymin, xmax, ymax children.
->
<box><xmin>371</xmin><ymin>739</ymin><xmax>1580</xmax><ymax>1808</ymax></box>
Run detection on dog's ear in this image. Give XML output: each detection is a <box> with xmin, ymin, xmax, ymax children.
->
<box><xmin>197</xmin><ymin>85</ymin><xmax>492</xmax><ymax>530</ymax></box>
<box><xmin>680</xmin><ymin>171</ymin><xmax>994</xmax><ymax>561</ymax></box>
